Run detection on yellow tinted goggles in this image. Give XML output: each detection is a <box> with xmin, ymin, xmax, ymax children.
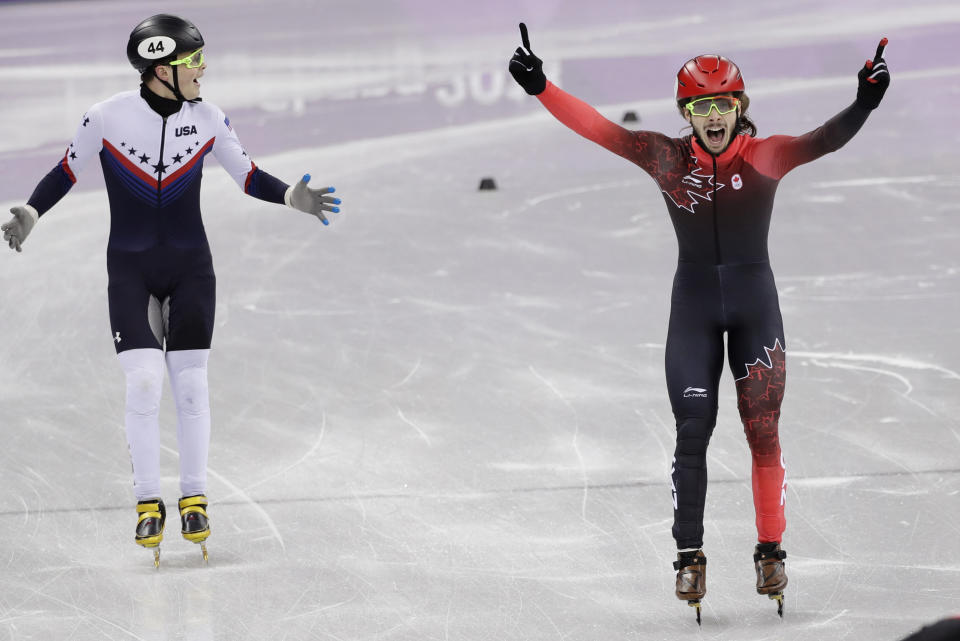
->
<box><xmin>169</xmin><ymin>48</ymin><xmax>204</xmax><ymax>69</ymax></box>
<box><xmin>685</xmin><ymin>95</ymin><xmax>740</xmax><ymax>117</ymax></box>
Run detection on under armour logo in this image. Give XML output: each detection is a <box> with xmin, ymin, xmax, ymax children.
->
<box><xmin>114</xmin><ymin>332</ymin><xmax>122</xmax><ymax>343</ymax></box>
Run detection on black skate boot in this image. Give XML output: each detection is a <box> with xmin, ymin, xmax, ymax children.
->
<box><xmin>754</xmin><ymin>542</ymin><xmax>787</xmax><ymax>617</ymax></box>
<box><xmin>674</xmin><ymin>549</ymin><xmax>707</xmax><ymax>625</ymax></box>
<box><xmin>178</xmin><ymin>495</ymin><xmax>210</xmax><ymax>563</ymax></box>
<box><xmin>135</xmin><ymin>498</ymin><xmax>166</xmax><ymax>568</ymax></box>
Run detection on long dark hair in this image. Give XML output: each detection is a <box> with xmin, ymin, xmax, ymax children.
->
<box><xmin>677</xmin><ymin>92</ymin><xmax>757</xmax><ymax>137</ymax></box>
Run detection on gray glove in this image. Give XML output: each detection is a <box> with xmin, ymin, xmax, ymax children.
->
<box><xmin>285</xmin><ymin>174</ymin><xmax>340</xmax><ymax>225</ymax></box>
<box><xmin>2</xmin><ymin>205</ymin><xmax>39</xmax><ymax>252</ymax></box>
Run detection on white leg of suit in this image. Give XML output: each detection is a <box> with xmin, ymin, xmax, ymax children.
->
<box><xmin>166</xmin><ymin>348</ymin><xmax>211</xmax><ymax>497</ymax></box>
<box><xmin>118</xmin><ymin>348</ymin><xmax>165</xmax><ymax>500</ymax></box>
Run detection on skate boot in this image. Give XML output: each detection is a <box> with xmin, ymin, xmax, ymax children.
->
<box><xmin>134</xmin><ymin>498</ymin><xmax>166</xmax><ymax>569</ymax></box>
<box><xmin>178</xmin><ymin>495</ymin><xmax>210</xmax><ymax>563</ymax></box>
<box><xmin>674</xmin><ymin>549</ymin><xmax>707</xmax><ymax>626</ymax></box>
<box><xmin>754</xmin><ymin>542</ymin><xmax>788</xmax><ymax>617</ymax></box>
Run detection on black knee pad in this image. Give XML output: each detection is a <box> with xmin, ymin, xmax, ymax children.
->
<box><xmin>675</xmin><ymin>414</ymin><xmax>717</xmax><ymax>457</ymax></box>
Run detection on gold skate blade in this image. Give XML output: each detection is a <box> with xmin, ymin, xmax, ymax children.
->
<box><xmin>766</xmin><ymin>592</ymin><xmax>785</xmax><ymax>618</ymax></box>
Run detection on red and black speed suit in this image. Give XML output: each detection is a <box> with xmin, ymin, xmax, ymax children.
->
<box><xmin>536</xmin><ymin>81</ymin><xmax>872</xmax><ymax>549</ymax></box>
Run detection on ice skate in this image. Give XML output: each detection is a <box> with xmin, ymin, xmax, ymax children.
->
<box><xmin>674</xmin><ymin>549</ymin><xmax>707</xmax><ymax>625</ymax></box>
<box><xmin>179</xmin><ymin>495</ymin><xmax>210</xmax><ymax>563</ymax></box>
<box><xmin>134</xmin><ymin>498</ymin><xmax>166</xmax><ymax>568</ymax></box>
<box><xmin>754</xmin><ymin>542</ymin><xmax>787</xmax><ymax>617</ymax></box>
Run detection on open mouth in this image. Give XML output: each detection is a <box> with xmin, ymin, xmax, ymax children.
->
<box><xmin>706</xmin><ymin>126</ymin><xmax>725</xmax><ymax>145</ymax></box>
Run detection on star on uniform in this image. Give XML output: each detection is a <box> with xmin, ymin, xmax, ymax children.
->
<box><xmin>82</xmin><ymin>116</ymin><xmax>90</xmax><ymax>127</ymax></box>
<box><xmin>185</xmin><ymin>147</ymin><xmax>194</xmax><ymax>155</ymax></box>
<box><xmin>70</xmin><ymin>151</ymin><xmax>77</xmax><ymax>160</ymax></box>
<box><xmin>152</xmin><ymin>160</ymin><xmax>169</xmax><ymax>175</ymax></box>
<box><xmin>172</xmin><ymin>153</ymin><xmax>184</xmax><ymax>164</ymax></box>
<box><xmin>128</xmin><ymin>147</ymin><xmax>138</xmax><ymax>156</ymax></box>
<box><xmin>139</xmin><ymin>153</ymin><xmax>150</xmax><ymax>164</ymax></box>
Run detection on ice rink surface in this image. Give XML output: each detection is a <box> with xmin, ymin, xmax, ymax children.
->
<box><xmin>1</xmin><ymin>1</ymin><xmax>958</xmax><ymax>639</ymax></box>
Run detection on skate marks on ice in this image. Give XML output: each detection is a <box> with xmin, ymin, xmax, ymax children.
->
<box><xmin>2</xmin><ymin>2</ymin><xmax>960</xmax><ymax>641</ymax></box>
<box><xmin>3</xmin><ymin>150</ymin><xmax>959</xmax><ymax>641</ymax></box>
<box><xmin>792</xmin><ymin>349</ymin><xmax>959</xmax><ymax>416</ymax></box>
<box><xmin>3</xmin><ymin>159</ymin><xmax>959</xmax><ymax>640</ymax></box>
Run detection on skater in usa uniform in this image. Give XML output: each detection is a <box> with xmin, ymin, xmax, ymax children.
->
<box><xmin>508</xmin><ymin>23</ymin><xmax>889</xmax><ymax>621</ymax></box>
<box><xmin>2</xmin><ymin>15</ymin><xmax>341</xmax><ymax>567</ymax></box>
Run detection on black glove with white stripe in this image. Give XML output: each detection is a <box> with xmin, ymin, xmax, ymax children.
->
<box><xmin>856</xmin><ymin>38</ymin><xmax>890</xmax><ymax>110</ymax></box>
<box><xmin>509</xmin><ymin>23</ymin><xmax>546</xmax><ymax>96</ymax></box>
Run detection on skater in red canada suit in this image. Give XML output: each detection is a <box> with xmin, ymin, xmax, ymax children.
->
<box><xmin>508</xmin><ymin>23</ymin><xmax>889</xmax><ymax>621</ymax></box>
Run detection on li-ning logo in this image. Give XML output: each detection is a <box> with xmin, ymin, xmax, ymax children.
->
<box><xmin>731</xmin><ymin>173</ymin><xmax>743</xmax><ymax>190</ymax></box>
<box><xmin>683</xmin><ymin>386</ymin><xmax>708</xmax><ymax>398</ymax></box>
<box><xmin>114</xmin><ymin>331</ymin><xmax>122</xmax><ymax>344</ymax></box>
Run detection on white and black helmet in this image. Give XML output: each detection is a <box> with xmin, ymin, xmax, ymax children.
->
<box><xmin>126</xmin><ymin>14</ymin><xmax>204</xmax><ymax>74</ymax></box>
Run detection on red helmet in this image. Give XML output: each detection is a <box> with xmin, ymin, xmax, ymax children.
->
<box><xmin>675</xmin><ymin>55</ymin><xmax>745</xmax><ymax>101</ymax></box>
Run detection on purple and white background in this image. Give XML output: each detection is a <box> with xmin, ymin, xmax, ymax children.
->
<box><xmin>1</xmin><ymin>1</ymin><xmax>958</xmax><ymax>639</ymax></box>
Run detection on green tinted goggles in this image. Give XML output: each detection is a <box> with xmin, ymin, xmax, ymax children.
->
<box><xmin>685</xmin><ymin>95</ymin><xmax>740</xmax><ymax>117</ymax></box>
<box><xmin>169</xmin><ymin>48</ymin><xmax>204</xmax><ymax>69</ymax></box>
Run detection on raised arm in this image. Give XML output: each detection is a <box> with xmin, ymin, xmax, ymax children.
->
<box><xmin>509</xmin><ymin>23</ymin><xmax>639</xmax><ymax>160</ymax></box>
<box><xmin>753</xmin><ymin>38</ymin><xmax>890</xmax><ymax>179</ymax></box>
<box><xmin>535</xmin><ymin>81</ymin><xmax>642</xmax><ymax>162</ymax></box>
